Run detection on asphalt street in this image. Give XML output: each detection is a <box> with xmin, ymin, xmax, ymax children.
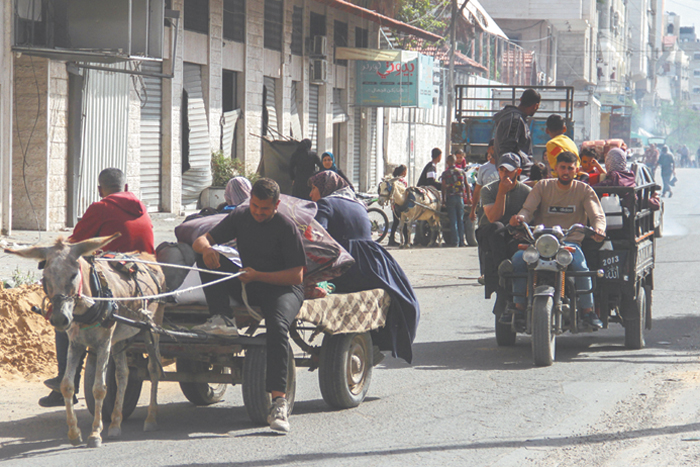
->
<box><xmin>2</xmin><ymin>169</ymin><xmax>700</xmax><ymax>466</ymax></box>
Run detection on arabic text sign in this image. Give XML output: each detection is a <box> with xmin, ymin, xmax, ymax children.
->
<box><xmin>356</xmin><ymin>54</ymin><xmax>434</xmax><ymax>108</ymax></box>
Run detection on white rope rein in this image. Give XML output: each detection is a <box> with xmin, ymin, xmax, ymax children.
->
<box><xmin>84</xmin><ymin>257</ymin><xmax>245</xmax><ymax>302</ymax></box>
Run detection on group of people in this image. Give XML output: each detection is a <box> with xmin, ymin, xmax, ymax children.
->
<box><xmin>472</xmin><ymin>88</ymin><xmax>658</xmax><ymax>329</ymax></box>
<box><xmin>40</xmin><ymin>149</ymin><xmax>420</xmax><ymax>435</ymax></box>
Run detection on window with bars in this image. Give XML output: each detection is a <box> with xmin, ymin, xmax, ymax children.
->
<box><xmin>184</xmin><ymin>0</ymin><xmax>209</xmax><ymax>34</ymax></box>
<box><xmin>224</xmin><ymin>0</ymin><xmax>245</xmax><ymax>42</ymax></box>
<box><xmin>310</xmin><ymin>12</ymin><xmax>326</xmax><ymax>37</ymax></box>
<box><xmin>264</xmin><ymin>0</ymin><xmax>283</xmax><ymax>51</ymax></box>
<box><xmin>291</xmin><ymin>6</ymin><xmax>303</xmax><ymax>56</ymax></box>
<box><xmin>334</xmin><ymin>20</ymin><xmax>348</xmax><ymax>66</ymax></box>
<box><xmin>355</xmin><ymin>27</ymin><xmax>369</xmax><ymax>48</ymax></box>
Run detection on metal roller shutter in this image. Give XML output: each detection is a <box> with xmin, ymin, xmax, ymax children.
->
<box><xmin>369</xmin><ymin>108</ymin><xmax>377</xmax><ymax>189</ymax></box>
<box><xmin>77</xmin><ymin>63</ymin><xmax>130</xmax><ymax>216</ymax></box>
<box><xmin>264</xmin><ymin>76</ymin><xmax>279</xmax><ymax>137</ymax></box>
<box><xmin>353</xmin><ymin>109</ymin><xmax>361</xmax><ymax>188</ymax></box>
<box><xmin>182</xmin><ymin>62</ymin><xmax>212</xmax><ymax>205</ymax></box>
<box><xmin>332</xmin><ymin>88</ymin><xmax>348</xmax><ymax>123</ymax></box>
<box><xmin>290</xmin><ymin>82</ymin><xmax>302</xmax><ymax>139</ymax></box>
<box><xmin>139</xmin><ymin>61</ymin><xmax>162</xmax><ymax>212</ymax></box>
<box><xmin>308</xmin><ymin>84</ymin><xmax>319</xmax><ymax>152</ymax></box>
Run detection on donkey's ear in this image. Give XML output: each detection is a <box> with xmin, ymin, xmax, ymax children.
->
<box><xmin>4</xmin><ymin>246</ymin><xmax>51</xmax><ymax>261</ymax></box>
<box><xmin>69</xmin><ymin>232</ymin><xmax>121</xmax><ymax>258</ymax></box>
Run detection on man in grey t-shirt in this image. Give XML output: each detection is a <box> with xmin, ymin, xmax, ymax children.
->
<box><xmin>476</xmin><ymin>153</ymin><xmax>531</xmax><ymax>311</ymax></box>
<box><xmin>469</xmin><ymin>139</ymin><xmax>499</xmax><ymax>223</ymax></box>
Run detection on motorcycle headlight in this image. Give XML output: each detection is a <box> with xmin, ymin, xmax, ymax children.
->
<box><xmin>522</xmin><ymin>246</ymin><xmax>540</xmax><ymax>264</ymax></box>
<box><xmin>555</xmin><ymin>248</ymin><xmax>573</xmax><ymax>266</ymax></box>
<box><xmin>535</xmin><ymin>234</ymin><xmax>559</xmax><ymax>258</ymax></box>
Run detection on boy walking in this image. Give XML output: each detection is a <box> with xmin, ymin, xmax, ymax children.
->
<box><xmin>441</xmin><ymin>155</ymin><xmax>470</xmax><ymax>247</ymax></box>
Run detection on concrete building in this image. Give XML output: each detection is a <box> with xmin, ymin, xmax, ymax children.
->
<box><xmin>2</xmin><ymin>0</ymin><xmax>446</xmax><ymax>232</ymax></box>
<box><xmin>678</xmin><ymin>27</ymin><xmax>700</xmax><ymax>109</ymax></box>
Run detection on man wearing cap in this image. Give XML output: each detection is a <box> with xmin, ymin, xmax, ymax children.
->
<box><xmin>508</xmin><ymin>151</ymin><xmax>606</xmax><ymax>329</ymax></box>
<box><xmin>476</xmin><ymin>153</ymin><xmax>532</xmax><ymax>315</ymax></box>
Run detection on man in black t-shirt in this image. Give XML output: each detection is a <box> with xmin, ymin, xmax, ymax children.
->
<box><xmin>417</xmin><ymin>147</ymin><xmax>443</xmax><ymax>190</ymax></box>
<box><xmin>193</xmin><ymin>178</ymin><xmax>306</xmax><ymax>434</ymax></box>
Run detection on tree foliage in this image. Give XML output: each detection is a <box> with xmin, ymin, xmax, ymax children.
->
<box><xmin>394</xmin><ymin>0</ymin><xmax>449</xmax><ymax>48</ymax></box>
<box><xmin>655</xmin><ymin>102</ymin><xmax>700</xmax><ymax>149</ymax></box>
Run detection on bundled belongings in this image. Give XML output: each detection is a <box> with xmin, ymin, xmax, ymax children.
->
<box><xmin>161</xmin><ymin>194</ymin><xmax>355</xmax><ymax>305</ymax></box>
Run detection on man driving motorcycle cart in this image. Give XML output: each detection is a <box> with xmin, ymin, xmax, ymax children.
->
<box><xmin>505</xmin><ymin>151</ymin><xmax>607</xmax><ymax>330</ymax></box>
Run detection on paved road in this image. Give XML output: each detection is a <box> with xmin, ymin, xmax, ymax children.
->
<box><xmin>2</xmin><ymin>170</ymin><xmax>700</xmax><ymax>466</ymax></box>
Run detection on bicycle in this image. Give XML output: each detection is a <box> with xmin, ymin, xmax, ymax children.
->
<box><xmin>356</xmin><ymin>193</ymin><xmax>390</xmax><ymax>243</ymax></box>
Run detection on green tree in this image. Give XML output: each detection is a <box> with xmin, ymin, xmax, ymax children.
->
<box><xmin>656</xmin><ymin>102</ymin><xmax>700</xmax><ymax>149</ymax></box>
<box><xmin>395</xmin><ymin>0</ymin><xmax>449</xmax><ymax>48</ymax></box>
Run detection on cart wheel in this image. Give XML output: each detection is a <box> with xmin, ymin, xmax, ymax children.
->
<box><xmin>176</xmin><ymin>359</ymin><xmax>229</xmax><ymax>406</ymax></box>
<box><xmin>367</xmin><ymin>207</ymin><xmax>389</xmax><ymax>243</ymax></box>
<box><xmin>84</xmin><ymin>353</ymin><xmax>143</xmax><ymax>423</ymax></box>
<box><xmin>624</xmin><ymin>287</ymin><xmax>647</xmax><ymax>350</ymax></box>
<box><xmin>319</xmin><ymin>332</ymin><xmax>373</xmax><ymax>409</ymax></box>
<box><xmin>242</xmin><ymin>345</ymin><xmax>296</xmax><ymax>425</ymax></box>
<box><xmin>495</xmin><ymin>314</ymin><xmax>516</xmax><ymax>346</ymax></box>
<box><xmin>464</xmin><ymin>215</ymin><xmax>478</xmax><ymax>246</ymax></box>
<box><xmin>415</xmin><ymin>221</ymin><xmax>434</xmax><ymax>247</ymax></box>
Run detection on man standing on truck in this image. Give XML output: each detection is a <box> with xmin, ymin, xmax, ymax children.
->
<box><xmin>507</xmin><ymin>151</ymin><xmax>606</xmax><ymax>329</ymax></box>
<box><xmin>493</xmin><ymin>88</ymin><xmax>541</xmax><ymax>172</ymax></box>
<box><xmin>193</xmin><ymin>178</ymin><xmax>306</xmax><ymax>434</ymax></box>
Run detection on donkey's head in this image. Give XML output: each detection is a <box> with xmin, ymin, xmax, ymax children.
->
<box><xmin>378</xmin><ymin>177</ymin><xmax>405</xmax><ymax>207</ymax></box>
<box><xmin>5</xmin><ymin>233</ymin><xmax>120</xmax><ymax>331</ymax></box>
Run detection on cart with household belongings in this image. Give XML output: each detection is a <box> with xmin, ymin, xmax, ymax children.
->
<box><xmin>83</xmin><ymin>193</ymin><xmax>392</xmax><ymax>426</ymax></box>
<box><xmin>82</xmin><ymin>288</ymin><xmax>391</xmax><ymax>426</ymax></box>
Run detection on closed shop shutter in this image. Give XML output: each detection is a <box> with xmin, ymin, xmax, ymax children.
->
<box><xmin>264</xmin><ymin>76</ymin><xmax>279</xmax><ymax>137</ymax></box>
<box><xmin>308</xmin><ymin>84</ymin><xmax>319</xmax><ymax>152</ymax></box>
<box><xmin>369</xmin><ymin>107</ymin><xmax>378</xmax><ymax>189</ymax></box>
<box><xmin>139</xmin><ymin>61</ymin><xmax>162</xmax><ymax>212</ymax></box>
<box><xmin>290</xmin><ymin>82</ymin><xmax>302</xmax><ymax>139</ymax></box>
<box><xmin>77</xmin><ymin>63</ymin><xmax>130</xmax><ymax>216</ymax></box>
<box><xmin>182</xmin><ymin>62</ymin><xmax>212</xmax><ymax>205</ymax></box>
<box><xmin>332</xmin><ymin>88</ymin><xmax>348</xmax><ymax>123</ymax></box>
<box><xmin>353</xmin><ymin>109</ymin><xmax>361</xmax><ymax>188</ymax></box>
<box><xmin>221</xmin><ymin>109</ymin><xmax>240</xmax><ymax>159</ymax></box>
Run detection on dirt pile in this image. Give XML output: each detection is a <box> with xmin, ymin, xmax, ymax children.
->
<box><xmin>0</xmin><ymin>284</ymin><xmax>56</xmax><ymax>381</ymax></box>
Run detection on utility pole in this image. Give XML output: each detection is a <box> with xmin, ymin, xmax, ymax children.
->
<box><xmin>446</xmin><ymin>0</ymin><xmax>471</xmax><ymax>159</ymax></box>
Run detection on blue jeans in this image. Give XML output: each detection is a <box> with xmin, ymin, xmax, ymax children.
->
<box><xmin>511</xmin><ymin>242</ymin><xmax>594</xmax><ymax>310</ymax></box>
<box><xmin>446</xmin><ymin>195</ymin><xmax>465</xmax><ymax>246</ymax></box>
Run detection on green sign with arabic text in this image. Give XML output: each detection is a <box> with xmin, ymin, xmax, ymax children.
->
<box><xmin>356</xmin><ymin>53</ymin><xmax>434</xmax><ymax>108</ymax></box>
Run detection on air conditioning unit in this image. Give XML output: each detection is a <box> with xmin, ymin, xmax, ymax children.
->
<box><xmin>307</xmin><ymin>35</ymin><xmax>327</xmax><ymax>57</ymax></box>
<box><xmin>310</xmin><ymin>59</ymin><xmax>327</xmax><ymax>84</ymax></box>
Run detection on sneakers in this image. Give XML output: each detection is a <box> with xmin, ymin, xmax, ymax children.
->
<box><xmin>268</xmin><ymin>397</ymin><xmax>290</xmax><ymax>434</ymax></box>
<box><xmin>44</xmin><ymin>375</ymin><xmax>62</xmax><ymax>392</ymax></box>
<box><xmin>192</xmin><ymin>315</ymin><xmax>239</xmax><ymax>336</ymax></box>
<box><xmin>583</xmin><ymin>311</ymin><xmax>603</xmax><ymax>330</ymax></box>
<box><xmin>39</xmin><ymin>391</ymin><xmax>78</xmax><ymax>407</ymax></box>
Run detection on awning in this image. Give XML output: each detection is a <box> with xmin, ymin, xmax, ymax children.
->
<box><xmin>461</xmin><ymin>0</ymin><xmax>508</xmax><ymax>40</ymax></box>
<box><xmin>313</xmin><ymin>0</ymin><xmax>443</xmax><ymax>43</ymax></box>
<box><xmin>335</xmin><ymin>47</ymin><xmax>419</xmax><ymax>61</ymax></box>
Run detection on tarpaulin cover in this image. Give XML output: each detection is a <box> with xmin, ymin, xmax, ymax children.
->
<box><xmin>258</xmin><ymin>139</ymin><xmax>299</xmax><ymax>196</ymax></box>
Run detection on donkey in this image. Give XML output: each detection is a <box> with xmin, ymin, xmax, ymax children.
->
<box><xmin>378</xmin><ymin>177</ymin><xmax>442</xmax><ymax>248</ymax></box>
<box><xmin>6</xmin><ymin>233</ymin><xmax>165</xmax><ymax>448</ymax></box>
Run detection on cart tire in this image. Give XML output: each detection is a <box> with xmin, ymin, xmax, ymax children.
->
<box><xmin>464</xmin><ymin>216</ymin><xmax>478</xmax><ymax>246</ymax></box>
<box><xmin>242</xmin><ymin>345</ymin><xmax>296</xmax><ymax>425</ymax></box>
<box><xmin>367</xmin><ymin>207</ymin><xmax>389</xmax><ymax>243</ymax></box>
<box><xmin>531</xmin><ymin>296</ymin><xmax>556</xmax><ymax>367</ymax></box>
<box><xmin>319</xmin><ymin>332</ymin><xmax>373</xmax><ymax>409</ymax></box>
<box><xmin>495</xmin><ymin>314</ymin><xmax>517</xmax><ymax>346</ymax></box>
<box><xmin>84</xmin><ymin>354</ymin><xmax>142</xmax><ymax>423</ymax></box>
<box><xmin>624</xmin><ymin>287</ymin><xmax>647</xmax><ymax>350</ymax></box>
<box><xmin>176</xmin><ymin>359</ymin><xmax>229</xmax><ymax>406</ymax></box>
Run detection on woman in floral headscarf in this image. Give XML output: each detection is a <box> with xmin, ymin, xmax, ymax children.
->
<box><xmin>307</xmin><ymin>171</ymin><xmax>420</xmax><ymax>364</ymax></box>
<box><xmin>594</xmin><ymin>148</ymin><xmax>635</xmax><ymax>188</ymax></box>
<box><xmin>221</xmin><ymin>176</ymin><xmax>252</xmax><ymax>211</ymax></box>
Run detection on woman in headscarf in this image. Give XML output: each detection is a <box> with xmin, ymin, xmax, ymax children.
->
<box><xmin>595</xmin><ymin>148</ymin><xmax>635</xmax><ymax>188</ymax></box>
<box><xmin>289</xmin><ymin>139</ymin><xmax>322</xmax><ymax>200</ymax></box>
<box><xmin>320</xmin><ymin>151</ymin><xmax>354</xmax><ymax>190</ymax></box>
<box><xmin>308</xmin><ymin>171</ymin><xmax>420</xmax><ymax>364</ymax></box>
<box><xmin>222</xmin><ymin>176</ymin><xmax>252</xmax><ymax>211</ymax></box>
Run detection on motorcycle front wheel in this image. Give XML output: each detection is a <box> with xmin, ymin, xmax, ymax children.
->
<box><xmin>531</xmin><ymin>295</ymin><xmax>556</xmax><ymax>367</ymax></box>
